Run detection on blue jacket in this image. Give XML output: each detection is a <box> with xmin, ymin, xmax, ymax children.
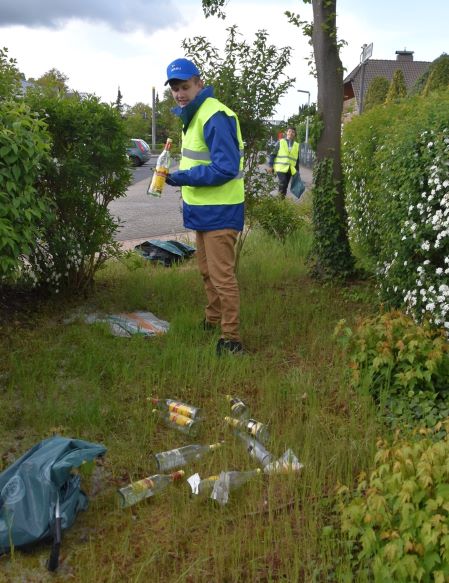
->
<box><xmin>167</xmin><ymin>86</ymin><xmax>244</xmax><ymax>231</ymax></box>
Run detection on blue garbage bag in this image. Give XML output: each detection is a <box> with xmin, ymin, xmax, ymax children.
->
<box><xmin>0</xmin><ymin>436</ymin><xmax>106</xmax><ymax>568</ymax></box>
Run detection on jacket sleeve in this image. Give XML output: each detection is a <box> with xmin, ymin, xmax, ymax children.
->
<box><xmin>268</xmin><ymin>141</ymin><xmax>280</xmax><ymax>168</ymax></box>
<box><xmin>167</xmin><ymin>111</ymin><xmax>240</xmax><ymax>187</ymax></box>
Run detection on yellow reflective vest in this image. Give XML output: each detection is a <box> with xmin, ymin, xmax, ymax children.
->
<box><xmin>179</xmin><ymin>97</ymin><xmax>245</xmax><ymax>206</ymax></box>
<box><xmin>273</xmin><ymin>139</ymin><xmax>299</xmax><ymax>175</ymax></box>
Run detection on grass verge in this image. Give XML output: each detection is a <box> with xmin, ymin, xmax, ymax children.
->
<box><xmin>0</xmin><ymin>227</ymin><xmax>381</xmax><ymax>582</ymax></box>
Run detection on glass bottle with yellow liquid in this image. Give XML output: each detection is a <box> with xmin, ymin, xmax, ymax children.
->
<box><xmin>147</xmin><ymin>138</ymin><xmax>172</xmax><ymax>197</ymax></box>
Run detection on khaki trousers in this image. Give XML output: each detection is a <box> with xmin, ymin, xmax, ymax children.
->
<box><xmin>196</xmin><ymin>229</ymin><xmax>240</xmax><ymax>342</ymax></box>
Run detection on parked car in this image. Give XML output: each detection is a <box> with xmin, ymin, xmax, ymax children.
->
<box><xmin>126</xmin><ymin>138</ymin><xmax>151</xmax><ymax>166</ymax></box>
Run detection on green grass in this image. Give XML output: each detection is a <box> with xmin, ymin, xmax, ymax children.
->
<box><xmin>0</xmin><ymin>228</ymin><xmax>381</xmax><ymax>582</ymax></box>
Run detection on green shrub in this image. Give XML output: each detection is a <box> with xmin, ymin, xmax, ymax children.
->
<box><xmin>24</xmin><ymin>93</ymin><xmax>131</xmax><ymax>292</ymax></box>
<box><xmin>343</xmin><ymin>90</ymin><xmax>449</xmax><ymax>330</ymax></box>
<box><xmin>338</xmin><ymin>421</ymin><xmax>449</xmax><ymax>582</ymax></box>
<box><xmin>364</xmin><ymin>76</ymin><xmax>389</xmax><ymax>112</ymax></box>
<box><xmin>252</xmin><ymin>195</ymin><xmax>304</xmax><ymax>243</ymax></box>
<box><xmin>336</xmin><ymin>311</ymin><xmax>449</xmax><ymax>429</ymax></box>
<box><xmin>0</xmin><ymin>100</ymin><xmax>50</xmax><ymax>280</ymax></box>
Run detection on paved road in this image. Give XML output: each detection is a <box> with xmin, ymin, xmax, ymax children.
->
<box><xmin>110</xmin><ymin>157</ymin><xmax>313</xmax><ymax>246</ymax></box>
<box><xmin>109</xmin><ymin>156</ymin><xmax>187</xmax><ymax>243</ymax></box>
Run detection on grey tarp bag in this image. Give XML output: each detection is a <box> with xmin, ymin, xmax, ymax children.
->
<box><xmin>0</xmin><ymin>436</ymin><xmax>106</xmax><ymax>570</ymax></box>
<box><xmin>135</xmin><ymin>239</ymin><xmax>196</xmax><ymax>267</ymax></box>
<box><xmin>290</xmin><ymin>172</ymin><xmax>306</xmax><ymax>199</ymax></box>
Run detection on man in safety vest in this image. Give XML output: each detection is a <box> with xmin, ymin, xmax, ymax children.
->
<box><xmin>165</xmin><ymin>58</ymin><xmax>245</xmax><ymax>356</ymax></box>
<box><xmin>268</xmin><ymin>127</ymin><xmax>300</xmax><ymax>198</ymax></box>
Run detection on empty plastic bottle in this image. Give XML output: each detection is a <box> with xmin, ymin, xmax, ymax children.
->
<box><xmin>117</xmin><ymin>470</ymin><xmax>185</xmax><ymax>508</ymax></box>
<box><xmin>237</xmin><ymin>432</ymin><xmax>273</xmax><ymax>467</ymax></box>
<box><xmin>152</xmin><ymin>442</ymin><xmax>223</xmax><ymax>472</ymax></box>
<box><xmin>263</xmin><ymin>449</ymin><xmax>304</xmax><ymax>474</ymax></box>
<box><xmin>149</xmin><ymin>397</ymin><xmax>201</xmax><ymax>420</ymax></box>
<box><xmin>226</xmin><ymin>395</ymin><xmax>250</xmax><ymax>420</ymax></box>
<box><xmin>188</xmin><ymin>468</ymin><xmax>261</xmax><ymax>500</ymax></box>
<box><xmin>153</xmin><ymin>409</ymin><xmax>200</xmax><ymax>436</ymax></box>
<box><xmin>211</xmin><ymin>469</ymin><xmax>262</xmax><ymax>505</ymax></box>
<box><xmin>224</xmin><ymin>416</ymin><xmax>269</xmax><ymax>444</ymax></box>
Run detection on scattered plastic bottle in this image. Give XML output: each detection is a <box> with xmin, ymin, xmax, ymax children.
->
<box><xmin>188</xmin><ymin>468</ymin><xmax>261</xmax><ymax>501</ymax></box>
<box><xmin>153</xmin><ymin>409</ymin><xmax>200</xmax><ymax>436</ymax></box>
<box><xmin>237</xmin><ymin>432</ymin><xmax>273</xmax><ymax>467</ymax></box>
<box><xmin>263</xmin><ymin>449</ymin><xmax>304</xmax><ymax>475</ymax></box>
<box><xmin>147</xmin><ymin>138</ymin><xmax>172</xmax><ymax>197</ymax></box>
<box><xmin>117</xmin><ymin>470</ymin><xmax>185</xmax><ymax>508</ymax></box>
<box><xmin>211</xmin><ymin>469</ymin><xmax>262</xmax><ymax>505</ymax></box>
<box><xmin>226</xmin><ymin>395</ymin><xmax>250</xmax><ymax>420</ymax></box>
<box><xmin>152</xmin><ymin>442</ymin><xmax>223</xmax><ymax>472</ymax></box>
<box><xmin>224</xmin><ymin>416</ymin><xmax>269</xmax><ymax>444</ymax></box>
<box><xmin>149</xmin><ymin>397</ymin><xmax>201</xmax><ymax>420</ymax></box>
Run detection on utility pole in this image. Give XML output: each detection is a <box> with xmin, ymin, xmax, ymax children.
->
<box><xmin>297</xmin><ymin>89</ymin><xmax>311</xmax><ymax>164</ymax></box>
<box><xmin>358</xmin><ymin>42</ymin><xmax>373</xmax><ymax>114</ymax></box>
<box><xmin>151</xmin><ymin>86</ymin><xmax>156</xmax><ymax>151</ymax></box>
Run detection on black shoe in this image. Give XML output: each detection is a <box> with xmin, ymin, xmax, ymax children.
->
<box><xmin>203</xmin><ymin>319</ymin><xmax>219</xmax><ymax>331</ymax></box>
<box><xmin>216</xmin><ymin>338</ymin><xmax>243</xmax><ymax>356</ymax></box>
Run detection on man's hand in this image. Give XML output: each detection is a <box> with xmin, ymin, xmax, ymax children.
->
<box><xmin>266</xmin><ymin>167</ymin><xmax>274</xmax><ymax>174</ymax></box>
<box><xmin>165</xmin><ymin>174</ymin><xmax>177</xmax><ymax>186</ymax></box>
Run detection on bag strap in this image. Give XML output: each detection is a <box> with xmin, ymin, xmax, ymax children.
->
<box><xmin>47</xmin><ymin>494</ymin><xmax>62</xmax><ymax>572</ymax></box>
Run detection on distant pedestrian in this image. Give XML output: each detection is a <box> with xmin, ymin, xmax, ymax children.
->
<box><xmin>268</xmin><ymin>127</ymin><xmax>300</xmax><ymax>198</ymax></box>
<box><xmin>164</xmin><ymin>58</ymin><xmax>245</xmax><ymax>356</ymax></box>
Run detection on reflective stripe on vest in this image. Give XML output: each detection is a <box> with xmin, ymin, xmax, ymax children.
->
<box><xmin>273</xmin><ymin>139</ymin><xmax>299</xmax><ymax>175</ymax></box>
<box><xmin>179</xmin><ymin>98</ymin><xmax>245</xmax><ymax>206</ymax></box>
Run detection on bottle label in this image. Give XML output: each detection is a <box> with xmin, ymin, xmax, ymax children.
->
<box><xmin>167</xmin><ymin>401</ymin><xmax>195</xmax><ymax>418</ymax></box>
<box><xmin>132</xmin><ymin>477</ymin><xmax>154</xmax><ymax>493</ymax></box>
<box><xmin>156</xmin><ymin>450</ymin><xmax>186</xmax><ymax>471</ymax></box>
<box><xmin>148</xmin><ymin>167</ymin><xmax>168</xmax><ymax>195</ymax></box>
<box><xmin>247</xmin><ymin>420</ymin><xmax>264</xmax><ymax>437</ymax></box>
<box><xmin>169</xmin><ymin>412</ymin><xmax>193</xmax><ymax>428</ymax></box>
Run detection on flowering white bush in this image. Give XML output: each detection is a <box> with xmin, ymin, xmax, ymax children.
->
<box><xmin>343</xmin><ymin>92</ymin><xmax>449</xmax><ymax>331</ymax></box>
<box><xmin>378</xmin><ymin>129</ymin><xmax>449</xmax><ymax>329</ymax></box>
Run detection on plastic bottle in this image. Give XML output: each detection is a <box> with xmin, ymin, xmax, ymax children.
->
<box><xmin>188</xmin><ymin>469</ymin><xmax>261</xmax><ymax>499</ymax></box>
<box><xmin>147</xmin><ymin>138</ymin><xmax>172</xmax><ymax>197</ymax></box>
<box><xmin>263</xmin><ymin>449</ymin><xmax>304</xmax><ymax>474</ymax></box>
<box><xmin>149</xmin><ymin>397</ymin><xmax>201</xmax><ymax>420</ymax></box>
<box><xmin>226</xmin><ymin>395</ymin><xmax>250</xmax><ymax>420</ymax></box>
<box><xmin>153</xmin><ymin>409</ymin><xmax>200</xmax><ymax>436</ymax></box>
<box><xmin>211</xmin><ymin>469</ymin><xmax>262</xmax><ymax>505</ymax></box>
<box><xmin>236</xmin><ymin>432</ymin><xmax>273</xmax><ymax>467</ymax></box>
<box><xmin>117</xmin><ymin>470</ymin><xmax>184</xmax><ymax>508</ymax></box>
<box><xmin>152</xmin><ymin>442</ymin><xmax>223</xmax><ymax>472</ymax></box>
<box><xmin>224</xmin><ymin>416</ymin><xmax>269</xmax><ymax>444</ymax></box>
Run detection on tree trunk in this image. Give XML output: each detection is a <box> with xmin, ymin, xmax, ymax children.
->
<box><xmin>312</xmin><ymin>0</ymin><xmax>344</xmax><ymax>215</ymax></box>
<box><xmin>310</xmin><ymin>0</ymin><xmax>354</xmax><ymax>278</ymax></box>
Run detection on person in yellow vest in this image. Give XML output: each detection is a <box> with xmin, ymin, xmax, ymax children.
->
<box><xmin>268</xmin><ymin>127</ymin><xmax>300</xmax><ymax>198</ymax></box>
<box><xmin>164</xmin><ymin>58</ymin><xmax>245</xmax><ymax>355</ymax></box>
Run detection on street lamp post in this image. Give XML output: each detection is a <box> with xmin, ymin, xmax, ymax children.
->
<box><xmin>297</xmin><ymin>89</ymin><xmax>310</xmax><ymax>163</ymax></box>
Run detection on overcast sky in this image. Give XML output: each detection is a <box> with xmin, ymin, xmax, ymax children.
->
<box><xmin>0</xmin><ymin>0</ymin><xmax>447</xmax><ymax>119</ymax></box>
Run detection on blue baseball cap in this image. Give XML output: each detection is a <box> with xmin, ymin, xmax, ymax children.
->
<box><xmin>165</xmin><ymin>58</ymin><xmax>200</xmax><ymax>85</ymax></box>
